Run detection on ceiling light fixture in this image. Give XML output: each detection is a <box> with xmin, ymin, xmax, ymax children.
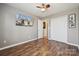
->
<box><xmin>36</xmin><ymin>3</ymin><xmax>50</xmax><ymax>12</ymax></box>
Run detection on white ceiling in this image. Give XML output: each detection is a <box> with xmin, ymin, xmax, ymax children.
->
<box><xmin>7</xmin><ymin>3</ymin><xmax>79</xmax><ymax>18</ymax></box>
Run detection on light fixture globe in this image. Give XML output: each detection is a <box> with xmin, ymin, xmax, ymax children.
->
<box><xmin>41</xmin><ymin>8</ymin><xmax>46</xmax><ymax>12</ymax></box>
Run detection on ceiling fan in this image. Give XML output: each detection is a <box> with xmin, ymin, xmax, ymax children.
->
<box><xmin>36</xmin><ymin>3</ymin><xmax>50</xmax><ymax>12</ymax></box>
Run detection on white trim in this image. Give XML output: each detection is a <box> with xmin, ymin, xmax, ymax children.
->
<box><xmin>0</xmin><ymin>38</ymin><xmax>79</xmax><ymax>51</ymax></box>
<box><xmin>0</xmin><ymin>38</ymin><xmax>38</xmax><ymax>51</ymax></box>
<box><xmin>49</xmin><ymin>38</ymin><xmax>79</xmax><ymax>48</ymax></box>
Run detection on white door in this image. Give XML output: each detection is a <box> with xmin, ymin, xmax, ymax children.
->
<box><xmin>43</xmin><ymin>20</ymin><xmax>48</xmax><ymax>37</ymax></box>
<box><xmin>38</xmin><ymin>19</ymin><xmax>43</xmax><ymax>38</ymax></box>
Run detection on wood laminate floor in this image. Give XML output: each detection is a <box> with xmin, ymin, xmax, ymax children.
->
<box><xmin>0</xmin><ymin>38</ymin><xmax>79</xmax><ymax>56</ymax></box>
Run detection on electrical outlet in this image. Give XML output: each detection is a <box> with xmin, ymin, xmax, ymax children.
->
<box><xmin>3</xmin><ymin>40</ymin><xmax>6</xmax><ymax>43</ymax></box>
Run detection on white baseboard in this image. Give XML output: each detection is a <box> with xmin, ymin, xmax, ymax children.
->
<box><xmin>49</xmin><ymin>38</ymin><xmax>79</xmax><ymax>48</ymax></box>
<box><xmin>0</xmin><ymin>38</ymin><xmax>78</xmax><ymax>51</ymax></box>
<box><xmin>0</xmin><ymin>38</ymin><xmax>38</xmax><ymax>51</ymax></box>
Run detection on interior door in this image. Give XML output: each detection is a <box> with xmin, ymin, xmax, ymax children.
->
<box><xmin>43</xmin><ymin>20</ymin><xmax>48</xmax><ymax>38</ymax></box>
<box><xmin>38</xmin><ymin>19</ymin><xmax>43</xmax><ymax>39</ymax></box>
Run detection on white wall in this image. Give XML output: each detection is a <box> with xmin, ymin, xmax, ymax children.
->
<box><xmin>49</xmin><ymin>8</ymin><xmax>79</xmax><ymax>45</ymax></box>
<box><xmin>0</xmin><ymin>4</ymin><xmax>38</xmax><ymax>48</ymax></box>
<box><xmin>67</xmin><ymin>8</ymin><xmax>79</xmax><ymax>45</ymax></box>
<box><xmin>50</xmin><ymin>15</ymin><xmax>67</xmax><ymax>42</ymax></box>
<box><xmin>0</xmin><ymin>4</ymin><xmax>4</xmax><ymax>48</ymax></box>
